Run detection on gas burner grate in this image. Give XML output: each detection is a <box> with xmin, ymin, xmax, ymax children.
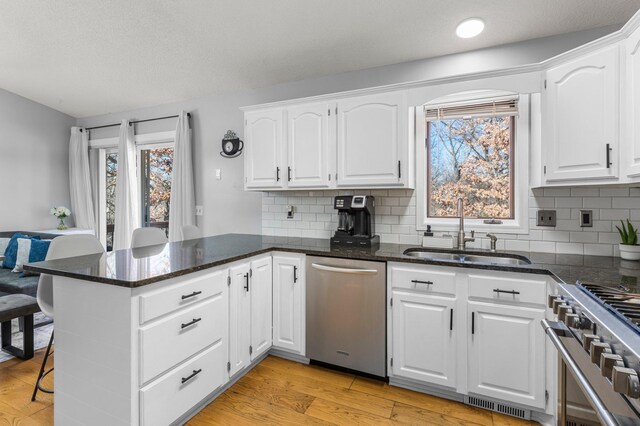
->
<box><xmin>577</xmin><ymin>282</ymin><xmax>640</xmax><ymax>334</ymax></box>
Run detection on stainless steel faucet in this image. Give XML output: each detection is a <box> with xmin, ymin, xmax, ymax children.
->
<box><xmin>486</xmin><ymin>233</ymin><xmax>498</xmax><ymax>252</ymax></box>
<box><xmin>457</xmin><ymin>198</ymin><xmax>475</xmax><ymax>250</ymax></box>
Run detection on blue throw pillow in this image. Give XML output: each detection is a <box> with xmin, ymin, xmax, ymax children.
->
<box><xmin>29</xmin><ymin>239</ymin><xmax>51</xmax><ymax>262</ymax></box>
<box><xmin>3</xmin><ymin>233</ymin><xmax>34</xmax><ymax>270</ymax></box>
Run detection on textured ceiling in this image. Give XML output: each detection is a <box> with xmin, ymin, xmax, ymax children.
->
<box><xmin>0</xmin><ymin>0</ymin><xmax>639</xmax><ymax>117</ymax></box>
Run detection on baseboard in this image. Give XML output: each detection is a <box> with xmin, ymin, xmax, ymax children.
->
<box><xmin>173</xmin><ymin>351</ymin><xmax>269</xmax><ymax>426</ymax></box>
<box><xmin>268</xmin><ymin>347</ymin><xmax>309</xmax><ymax>364</ymax></box>
<box><xmin>389</xmin><ymin>376</ymin><xmax>463</xmax><ymax>402</ymax></box>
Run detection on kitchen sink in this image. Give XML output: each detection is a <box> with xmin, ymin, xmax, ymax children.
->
<box><xmin>402</xmin><ymin>249</ymin><xmax>531</xmax><ymax>266</ymax></box>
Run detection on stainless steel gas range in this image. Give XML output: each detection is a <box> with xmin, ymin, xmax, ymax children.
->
<box><xmin>543</xmin><ymin>280</ymin><xmax>640</xmax><ymax>425</ymax></box>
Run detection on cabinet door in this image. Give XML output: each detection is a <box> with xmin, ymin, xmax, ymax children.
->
<box><xmin>544</xmin><ymin>45</ymin><xmax>620</xmax><ymax>181</ymax></box>
<box><xmin>391</xmin><ymin>291</ymin><xmax>456</xmax><ymax>388</ymax></box>
<box><xmin>250</xmin><ymin>256</ymin><xmax>272</xmax><ymax>361</ymax></box>
<box><xmin>245</xmin><ymin>109</ymin><xmax>285</xmax><ymax>189</ymax></box>
<box><xmin>467</xmin><ymin>301</ymin><xmax>545</xmax><ymax>409</ymax></box>
<box><xmin>229</xmin><ymin>263</ymin><xmax>251</xmax><ymax>376</ymax></box>
<box><xmin>287</xmin><ymin>103</ymin><xmax>333</xmax><ymax>188</ymax></box>
<box><xmin>627</xmin><ymin>27</ymin><xmax>640</xmax><ymax>177</ymax></box>
<box><xmin>336</xmin><ymin>92</ymin><xmax>407</xmax><ymax>187</ymax></box>
<box><xmin>272</xmin><ymin>254</ymin><xmax>305</xmax><ymax>355</ymax></box>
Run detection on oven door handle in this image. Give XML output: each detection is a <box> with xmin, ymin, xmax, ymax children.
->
<box><xmin>541</xmin><ymin>319</ymin><xmax>618</xmax><ymax>426</ymax></box>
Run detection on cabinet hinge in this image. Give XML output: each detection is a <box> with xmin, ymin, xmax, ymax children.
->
<box><xmin>328</xmin><ymin>108</ymin><xmax>330</xmax><ymax>116</ymax></box>
<box><xmin>545</xmin><ymin>390</ymin><xmax>549</xmax><ymax>403</ymax></box>
<box><xmin>335</xmin><ymin>107</ymin><xmax>338</xmax><ymax>115</ymax></box>
<box><xmin>335</xmin><ymin>173</ymin><xmax>338</xmax><ymax>181</ymax></box>
<box><xmin>544</xmin><ymin>80</ymin><xmax>547</xmax><ymax>89</ymax></box>
<box><xmin>227</xmin><ymin>275</ymin><xmax>231</xmax><ymax>286</ymax></box>
<box><xmin>390</xmin><ymin>298</ymin><xmax>393</xmax><ymax>307</ymax></box>
<box><xmin>390</xmin><ymin>358</ymin><xmax>393</xmax><ymax>367</ymax></box>
<box><xmin>543</xmin><ymin>165</ymin><xmax>546</xmax><ymax>175</ymax></box>
<box><xmin>249</xmin><ymin>268</ymin><xmax>253</xmax><ymax>278</ymax></box>
<box><xmin>227</xmin><ymin>361</ymin><xmax>230</xmax><ymax>372</ymax></box>
<box><xmin>328</xmin><ymin>173</ymin><xmax>331</xmax><ymax>181</ymax></box>
<box><xmin>249</xmin><ymin>345</ymin><xmax>253</xmax><ymax>355</ymax></box>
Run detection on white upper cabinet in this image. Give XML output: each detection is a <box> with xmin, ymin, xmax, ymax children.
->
<box><xmin>244</xmin><ymin>109</ymin><xmax>285</xmax><ymax>189</ymax></box>
<box><xmin>286</xmin><ymin>102</ymin><xmax>334</xmax><ymax>188</ymax></box>
<box><xmin>336</xmin><ymin>91</ymin><xmax>408</xmax><ymax>187</ymax></box>
<box><xmin>543</xmin><ymin>45</ymin><xmax>620</xmax><ymax>182</ymax></box>
<box><xmin>626</xmin><ymin>25</ymin><xmax>640</xmax><ymax>178</ymax></box>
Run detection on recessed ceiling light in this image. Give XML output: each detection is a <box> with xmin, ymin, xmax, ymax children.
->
<box><xmin>456</xmin><ymin>18</ymin><xmax>485</xmax><ymax>39</ymax></box>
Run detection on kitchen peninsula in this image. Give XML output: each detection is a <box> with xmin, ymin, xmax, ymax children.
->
<box><xmin>24</xmin><ymin>234</ymin><xmax>640</xmax><ymax>425</ymax></box>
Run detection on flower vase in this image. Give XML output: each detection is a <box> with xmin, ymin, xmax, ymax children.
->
<box><xmin>57</xmin><ymin>218</ymin><xmax>67</xmax><ymax>230</ymax></box>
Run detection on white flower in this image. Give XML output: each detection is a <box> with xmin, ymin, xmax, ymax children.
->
<box><xmin>51</xmin><ymin>206</ymin><xmax>71</xmax><ymax>218</ymax></box>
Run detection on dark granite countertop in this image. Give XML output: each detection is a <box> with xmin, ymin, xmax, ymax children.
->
<box><xmin>23</xmin><ymin>233</ymin><xmax>640</xmax><ymax>289</ymax></box>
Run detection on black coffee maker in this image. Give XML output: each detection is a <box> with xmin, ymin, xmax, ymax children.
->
<box><xmin>331</xmin><ymin>195</ymin><xmax>380</xmax><ymax>248</ymax></box>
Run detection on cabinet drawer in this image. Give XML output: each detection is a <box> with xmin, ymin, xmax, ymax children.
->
<box><xmin>140</xmin><ymin>295</ymin><xmax>225</xmax><ymax>384</ymax></box>
<box><xmin>390</xmin><ymin>264</ymin><xmax>456</xmax><ymax>296</ymax></box>
<box><xmin>139</xmin><ymin>269</ymin><xmax>227</xmax><ymax>324</ymax></box>
<box><xmin>467</xmin><ymin>274</ymin><xmax>546</xmax><ymax>305</ymax></box>
<box><xmin>140</xmin><ymin>342</ymin><xmax>227</xmax><ymax>426</ymax></box>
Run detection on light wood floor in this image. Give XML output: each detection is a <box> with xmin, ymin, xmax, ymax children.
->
<box><xmin>0</xmin><ymin>349</ymin><xmax>537</xmax><ymax>425</ymax></box>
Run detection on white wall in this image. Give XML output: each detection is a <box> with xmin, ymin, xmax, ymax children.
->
<box><xmin>0</xmin><ymin>88</ymin><xmax>76</xmax><ymax>231</ymax></box>
<box><xmin>75</xmin><ymin>25</ymin><xmax>618</xmax><ymax>238</ymax></box>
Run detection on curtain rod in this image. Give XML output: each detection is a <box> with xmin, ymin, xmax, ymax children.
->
<box><xmin>81</xmin><ymin>113</ymin><xmax>191</xmax><ymax>132</ymax></box>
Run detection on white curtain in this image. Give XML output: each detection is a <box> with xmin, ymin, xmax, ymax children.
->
<box><xmin>168</xmin><ymin>111</ymin><xmax>195</xmax><ymax>242</ymax></box>
<box><xmin>113</xmin><ymin>120</ymin><xmax>139</xmax><ymax>250</ymax></box>
<box><xmin>68</xmin><ymin>127</ymin><xmax>96</xmax><ymax>231</ymax></box>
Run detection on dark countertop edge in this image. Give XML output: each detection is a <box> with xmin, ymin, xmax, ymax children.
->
<box><xmin>23</xmin><ymin>245</ymin><xmax>559</xmax><ymax>289</ymax></box>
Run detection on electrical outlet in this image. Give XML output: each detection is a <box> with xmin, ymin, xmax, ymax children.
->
<box><xmin>536</xmin><ymin>210</ymin><xmax>556</xmax><ymax>227</ymax></box>
<box><xmin>286</xmin><ymin>205</ymin><xmax>294</xmax><ymax>219</ymax></box>
<box><xmin>580</xmin><ymin>210</ymin><xmax>593</xmax><ymax>227</ymax></box>
<box><xmin>195</xmin><ymin>205</ymin><xmax>204</xmax><ymax>216</ymax></box>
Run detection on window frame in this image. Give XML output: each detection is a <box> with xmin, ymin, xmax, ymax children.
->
<box><xmin>415</xmin><ymin>91</ymin><xmax>530</xmax><ymax>234</ymax></box>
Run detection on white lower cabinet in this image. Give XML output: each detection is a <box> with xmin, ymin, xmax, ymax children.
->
<box><xmin>250</xmin><ymin>256</ymin><xmax>273</xmax><ymax>360</ymax></box>
<box><xmin>140</xmin><ymin>342</ymin><xmax>227</xmax><ymax>426</ymax></box>
<box><xmin>388</xmin><ymin>263</ymin><xmax>549</xmax><ymax>413</ymax></box>
<box><xmin>229</xmin><ymin>255</ymin><xmax>273</xmax><ymax>375</ymax></box>
<box><xmin>392</xmin><ymin>290</ymin><xmax>456</xmax><ymax>388</ymax></box>
<box><xmin>272</xmin><ymin>253</ymin><xmax>305</xmax><ymax>355</ymax></box>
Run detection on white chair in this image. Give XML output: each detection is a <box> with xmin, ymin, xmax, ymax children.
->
<box><xmin>131</xmin><ymin>227</ymin><xmax>168</xmax><ymax>248</ymax></box>
<box><xmin>32</xmin><ymin>234</ymin><xmax>104</xmax><ymax>401</ymax></box>
<box><xmin>181</xmin><ymin>225</ymin><xmax>202</xmax><ymax>240</ymax></box>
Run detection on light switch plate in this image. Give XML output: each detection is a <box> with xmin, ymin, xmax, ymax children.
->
<box><xmin>215</xmin><ymin>169</ymin><xmax>221</xmax><ymax>180</ymax></box>
<box><xmin>537</xmin><ymin>210</ymin><xmax>556</xmax><ymax>227</ymax></box>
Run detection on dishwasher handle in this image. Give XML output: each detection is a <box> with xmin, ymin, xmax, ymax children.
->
<box><xmin>311</xmin><ymin>263</ymin><xmax>379</xmax><ymax>275</ymax></box>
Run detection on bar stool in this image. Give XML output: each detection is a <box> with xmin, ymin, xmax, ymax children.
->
<box><xmin>131</xmin><ymin>227</ymin><xmax>168</xmax><ymax>248</ymax></box>
<box><xmin>32</xmin><ymin>234</ymin><xmax>105</xmax><ymax>401</ymax></box>
<box><xmin>181</xmin><ymin>225</ymin><xmax>202</xmax><ymax>240</ymax></box>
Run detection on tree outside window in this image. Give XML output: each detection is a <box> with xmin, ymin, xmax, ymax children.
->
<box><xmin>427</xmin><ymin>115</ymin><xmax>514</xmax><ymax>219</ymax></box>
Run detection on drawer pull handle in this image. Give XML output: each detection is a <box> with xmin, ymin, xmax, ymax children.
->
<box><xmin>181</xmin><ymin>291</ymin><xmax>202</xmax><ymax>300</ymax></box>
<box><xmin>493</xmin><ymin>288</ymin><xmax>520</xmax><ymax>295</ymax></box>
<box><xmin>411</xmin><ymin>279</ymin><xmax>433</xmax><ymax>286</ymax></box>
<box><xmin>181</xmin><ymin>369</ymin><xmax>202</xmax><ymax>384</ymax></box>
<box><xmin>181</xmin><ymin>318</ymin><xmax>202</xmax><ymax>329</ymax></box>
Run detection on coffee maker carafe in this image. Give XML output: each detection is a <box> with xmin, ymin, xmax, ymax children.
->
<box><xmin>331</xmin><ymin>195</ymin><xmax>380</xmax><ymax>248</ymax></box>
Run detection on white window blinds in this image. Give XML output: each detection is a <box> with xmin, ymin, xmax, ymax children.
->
<box><xmin>425</xmin><ymin>97</ymin><xmax>518</xmax><ymax>121</ymax></box>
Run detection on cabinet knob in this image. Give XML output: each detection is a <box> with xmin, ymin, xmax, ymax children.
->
<box><xmin>564</xmin><ymin>313</ymin><xmax>580</xmax><ymax>328</ymax></box>
<box><xmin>552</xmin><ymin>299</ymin><xmax>566</xmax><ymax>314</ymax></box>
<box><xmin>612</xmin><ymin>366</ymin><xmax>640</xmax><ymax>398</ymax></box>
<box><xmin>589</xmin><ymin>341</ymin><xmax>611</xmax><ymax>364</ymax></box>
<box><xmin>600</xmin><ymin>353</ymin><xmax>624</xmax><ymax>379</ymax></box>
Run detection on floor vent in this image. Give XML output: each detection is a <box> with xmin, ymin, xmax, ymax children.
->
<box><xmin>464</xmin><ymin>396</ymin><xmax>530</xmax><ymax>420</ymax></box>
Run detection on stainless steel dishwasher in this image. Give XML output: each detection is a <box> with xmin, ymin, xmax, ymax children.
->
<box><xmin>306</xmin><ymin>256</ymin><xmax>386</xmax><ymax>377</ymax></box>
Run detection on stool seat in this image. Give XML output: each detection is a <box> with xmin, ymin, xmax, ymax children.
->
<box><xmin>0</xmin><ymin>294</ymin><xmax>40</xmax><ymax>322</ymax></box>
<box><xmin>0</xmin><ymin>294</ymin><xmax>40</xmax><ymax>360</ymax></box>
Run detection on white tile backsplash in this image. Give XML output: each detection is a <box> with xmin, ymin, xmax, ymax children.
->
<box><xmin>261</xmin><ymin>186</ymin><xmax>640</xmax><ymax>257</ymax></box>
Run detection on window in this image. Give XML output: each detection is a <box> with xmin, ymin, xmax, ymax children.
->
<box><xmin>416</xmin><ymin>92</ymin><xmax>530</xmax><ymax>233</ymax></box>
<box><xmin>94</xmin><ymin>135</ymin><xmax>174</xmax><ymax>251</ymax></box>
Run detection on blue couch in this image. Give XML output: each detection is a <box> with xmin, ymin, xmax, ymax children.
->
<box><xmin>0</xmin><ymin>232</ymin><xmax>59</xmax><ymax>297</ymax></box>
